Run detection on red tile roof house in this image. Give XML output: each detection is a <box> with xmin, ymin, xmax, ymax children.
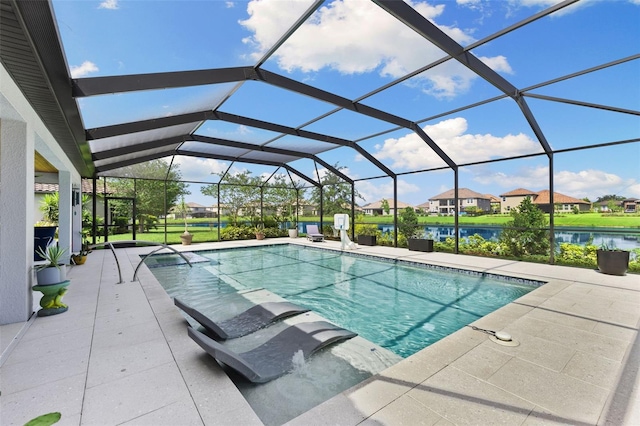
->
<box><xmin>499</xmin><ymin>188</ymin><xmax>591</xmax><ymax>214</ymax></box>
<box><xmin>34</xmin><ymin>179</ymin><xmax>109</xmax><ymax>223</ymax></box>
<box><xmin>425</xmin><ymin>188</ymin><xmax>494</xmax><ymax>215</ymax></box>
<box><xmin>361</xmin><ymin>199</ymin><xmax>413</xmax><ymax>216</ymax></box>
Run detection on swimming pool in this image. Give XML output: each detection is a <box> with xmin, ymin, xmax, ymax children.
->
<box><xmin>149</xmin><ymin>244</ymin><xmax>540</xmax><ymax>358</ymax></box>
<box><xmin>148</xmin><ymin>244</ymin><xmax>542</xmax><ymax>424</ymax></box>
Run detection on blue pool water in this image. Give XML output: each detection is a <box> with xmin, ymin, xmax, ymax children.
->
<box><xmin>148</xmin><ymin>244</ymin><xmax>540</xmax><ymax>358</ymax></box>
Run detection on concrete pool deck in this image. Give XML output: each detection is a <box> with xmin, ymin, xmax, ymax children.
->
<box><xmin>1</xmin><ymin>238</ymin><xmax>638</xmax><ymax>425</ymax></box>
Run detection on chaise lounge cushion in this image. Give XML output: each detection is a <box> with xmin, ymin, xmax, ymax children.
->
<box><xmin>188</xmin><ymin>320</ymin><xmax>357</xmax><ymax>383</ymax></box>
<box><xmin>175</xmin><ymin>297</ymin><xmax>310</xmax><ymax>340</ymax></box>
<box><xmin>306</xmin><ymin>224</ymin><xmax>325</xmax><ymax>242</ymax></box>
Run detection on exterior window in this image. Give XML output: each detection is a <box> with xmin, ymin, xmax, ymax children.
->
<box><xmin>466</xmin><ymin>198</ymin><xmax>473</xmax><ymax>203</ymax></box>
<box><xmin>502</xmin><ymin>197</ymin><xmax>506</xmax><ymax>202</ymax></box>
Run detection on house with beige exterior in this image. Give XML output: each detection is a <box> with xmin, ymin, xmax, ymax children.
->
<box><xmin>500</xmin><ymin>188</ymin><xmax>591</xmax><ymax>213</ymax></box>
<box><xmin>361</xmin><ymin>199</ymin><xmax>412</xmax><ymax>216</ymax></box>
<box><xmin>499</xmin><ymin>188</ymin><xmax>539</xmax><ymax>214</ymax></box>
<box><xmin>425</xmin><ymin>188</ymin><xmax>493</xmax><ymax>215</ymax></box>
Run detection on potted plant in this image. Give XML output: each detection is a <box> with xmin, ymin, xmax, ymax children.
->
<box><xmin>408</xmin><ymin>230</ymin><xmax>434</xmax><ymax>252</ymax></box>
<box><xmin>255</xmin><ymin>224</ymin><xmax>265</xmax><ymax>240</ymax></box>
<box><xmin>35</xmin><ymin>245</ymin><xmax>67</xmax><ymax>285</ymax></box>
<box><xmin>177</xmin><ymin>196</ymin><xmax>193</xmax><ymax>245</ymax></box>
<box><xmin>597</xmin><ymin>243</ymin><xmax>629</xmax><ymax>276</ymax></box>
<box><xmin>72</xmin><ymin>240</ymin><xmax>90</xmax><ymax>265</ymax></box>
<box><xmin>288</xmin><ymin>220</ymin><xmax>298</xmax><ymax>238</ymax></box>
<box><xmin>356</xmin><ymin>224</ymin><xmax>378</xmax><ymax>246</ymax></box>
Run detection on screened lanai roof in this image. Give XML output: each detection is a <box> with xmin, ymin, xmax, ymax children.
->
<box><xmin>1</xmin><ymin>0</ymin><xmax>638</xmax><ymax>192</ymax></box>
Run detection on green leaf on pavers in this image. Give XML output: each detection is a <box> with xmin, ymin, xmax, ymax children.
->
<box><xmin>24</xmin><ymin>412</ymin><xmax>61</xmax><ymax>426</ymax></box>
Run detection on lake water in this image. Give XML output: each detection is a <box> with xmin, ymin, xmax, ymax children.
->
<box><xmin>189</xmin><ymin>221</ymin><xmax>640</xmax><ymax>251</ymax></box>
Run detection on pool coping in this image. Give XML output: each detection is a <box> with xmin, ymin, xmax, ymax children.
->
<box><xmin>1</xmin><ymin>238</ymin><xmax>638</xmax><ymax>425</ymax></box>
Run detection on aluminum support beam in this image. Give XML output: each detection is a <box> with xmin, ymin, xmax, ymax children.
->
<box><xmin>190</xmin><ymin>135</ymin><xmax>353</xmax><ymax>184</ymax></box>
<box><xmin>178</xmin><ymin>150</ymin><xmax>320</xmax><ymax>188</ymax></box>
<box><xmin>523</xmin><ymin>93</ymin><xmax>640</xmax><ymax>116</ymax></box>
<box><xmin>373</xmin><ymin>0</ymin><xmax>553</xmax><ymax>155</ymax></box>
<box><xmin>73</xmin><ymin>67</ymin><xmax>253</xmax><ymax>97</ymax></box>
<box><xmin>91</xmin><ymin>136</ymin><xmax>187</xmax><ymax>160</ymax></box>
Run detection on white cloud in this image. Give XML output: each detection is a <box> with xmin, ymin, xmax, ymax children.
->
<box><xmin>554</xmin><ymin>168</ymin><xmax>639</xmax><ymax>200</ymax></box>
<box><xmin>240</xmin><ymin>0</ymin><xmax>512</xmax><ymax>99</ymax></box>
<box><xmin>478</xmin><ymin>55</ymin><xmax>513</xmax><ymax>74</ymax></box>
<box><xmin>312</xmin><ymin>165</ymin><xmax>419</xmax><ymax>204</ymax></box>
<box><xmin>98</xmin><ymin>0</ymin><xmax>119</xmax><ymax>10</ymax></box>
<box><xmin>70</xmin><ymin>61</ymin><xmax>99</xmax><ymax>78</ymax></box>
<box><xmin>507</xmin><ymin>0</ymin><xmax>592</xmax><ymax>17</ymax></box>
<box><xmin>373</xmin><ymin>117</ymin><xmax>541</xmax><ymax>170</ymax></box>
<box><xmin>226</xmin><ymin>2</ymin><xmax>235</xmax><ymax>8</ymax></box>
<box><xmin>473</xmin><ymin>165</ymin><xmax>639</xmax><ymax>200</ymax></box>
<box><xmin>200</xmin><ymin>123</ymin><xmax>257</xmax><ymax>141</ymax></box>
<box><xmin>173</xmin><ymin>156</ymin><xmax>229</xmax><ymax>182</ymax></box>
<box><xmin>356</xmin><ymin>179</ymin><xmax>420</xmax><ymax>205</ymax></box>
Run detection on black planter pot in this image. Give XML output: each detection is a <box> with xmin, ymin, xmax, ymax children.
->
<box><xmin>357</xmin><ymin>235</ymin><xmax>377</xmax><ymax>246</ymax></box>
<box><xmin>597</xmin><ymin>249</ymin><xmax>629</xmax><ymax>276</ymax></box>
<box><xmin>408</xmin><ymin>238</ymin><xmax>434</xmax><ymax>252</ymax></box>
<box><xmin>34</xmin><ymin>226</ymin><xmax>57</xmax><ymax>261</ymax></box>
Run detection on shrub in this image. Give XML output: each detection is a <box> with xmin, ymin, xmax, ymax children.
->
<box><xmin>398</xmin><ymin>207</ymin><xmax>421</xmax><ymax>239</ymax></box>
<box><xmin>263</xmin><ymin>217</ymin><xmax>278</xmax><ymax>228</ymax></box>
<box><xmin>499</xmin><ymin>197</ymin><xmax>549</xmax><ymax>257</ymax></box>
<box><xmin>322</xmin><ymin>225</ymin><xmax>338</xmax><ymax>238</ymax></box>
<box><xmin>376</xmin><ymin>232</ymin><xmax>407</xmax><ymax>248</ymax></box>
<box><xmin>263</xmin><ymin>227</ymin><xmax>287</xmax><ymax>238</ymax></box>
<box><xmin>139</xmin><ymin>214</ymin><xmax>158</xmax><ymax>232</ymax></box>
<box><xmin>555</xmin><ymin>243</ymin><xmax>597</xmax><ymax>268</ymax></box>
<box><xmin>460</xmin><ymin>234</ymin><xmax>500</xmax><ymax>256</ymax></box>
<box><xmin>220</xmin><ymin>225</ymin><xmax>254</xmax><ymax>240</ymax></box>
<box><xmin>355</xmin><ymin>224</ymin><xmax>379</xmax><ymax>237</ymax></box>
<box><xmin>435</xmin><ymin>237</ymin><xmax>455</xmax><ymax>253</ymax></box>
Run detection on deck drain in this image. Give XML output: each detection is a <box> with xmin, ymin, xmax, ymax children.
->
<box><xmin>467</xmin><ymin>325</ymin><xmax>520</xmax><ymax>347</ymax></box>
<box><xmin>489</xmin><ymin>332</ymin><xmax>520</xmax><ymax>347</ymax></box>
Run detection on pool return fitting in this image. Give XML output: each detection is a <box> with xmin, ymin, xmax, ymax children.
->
<box><xmin>466</xmin><ymin>325</ymin><xmax>520</xmax><ymax>347</ymax></box>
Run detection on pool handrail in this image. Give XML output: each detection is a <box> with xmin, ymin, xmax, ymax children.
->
<box><xmin>88</xmin><ymin>241</ymin><xmax>192</xmax><ymax>284</ymax></box>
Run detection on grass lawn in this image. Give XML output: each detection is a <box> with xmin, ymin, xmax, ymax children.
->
<box><xmin>91</xmin><ymin>213</ymin><xmax>638</xmax><ymax>247</ymax></box>
<box><xmin>96</xmin><ymin>225</ymin><xmax>220</xmax><ymax>245</ymax></box>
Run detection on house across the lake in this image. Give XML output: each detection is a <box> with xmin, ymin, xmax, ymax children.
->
<box><xmin>425</xmin><ymin>188</ymin><xmax>494</xmax><ymax>215</ymax></box>
<box><xmin>499</xmin><ymin>188</ymin><xmax>591</xmax><ymax>214</ymax></box>
<box><xmin>361</xmin><ymin>199</ymin><xmax>413</xmax><ymax>216</ymax></box>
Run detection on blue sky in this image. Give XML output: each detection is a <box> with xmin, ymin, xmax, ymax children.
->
<box><xmin>53</xmin><ymin>0</ymin><xmax>639</xmax><ymax>207</ymax></box>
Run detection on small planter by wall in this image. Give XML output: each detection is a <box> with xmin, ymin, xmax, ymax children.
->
<box><xmin>357</xmin><ymin>235</ymin><xmax>377</xmax><ymax>246</ymax></box>
<box><xmin>255</xmin><ymin>233</ymin><xmax>265</xmax><ymax>240</ymax></box>
<box><xmin>597</xmin><ymin>249</ymin><xmax>629</xmax><ymax>276</ymax></box>
<box><xmin>408</xmin><ymin>238</ymin><xmax>434</xmax><ymax>252</ymax></box>
<box><xmin>288</xmin><ymin>229</ymin><xmax>298</xmax><ymax>238</ymax></box>
<box><xmin>36</xmin><ymin>265</ymin><xmax>66</xmax><ymax>285</ymax></box>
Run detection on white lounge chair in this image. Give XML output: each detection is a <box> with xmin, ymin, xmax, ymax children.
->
<box><xmin>306</xmin><ymin>224</ymin><xmax>325</xmax><ymax>242</ymax></box>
